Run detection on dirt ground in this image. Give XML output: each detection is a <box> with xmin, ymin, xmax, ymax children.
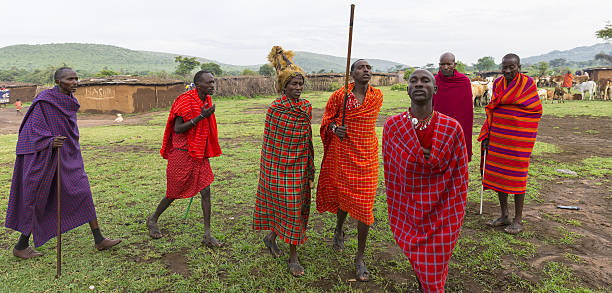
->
<box><xmin>1</xmin><ymin>105</ymin><xmax>609</xmax><ymax>291</ymax></box>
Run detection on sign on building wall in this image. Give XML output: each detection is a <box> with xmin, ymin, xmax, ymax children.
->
<box><xmin>0</xmin><ymin>88</ymin><xmax>9</xmax><ymax>104</ymax></box>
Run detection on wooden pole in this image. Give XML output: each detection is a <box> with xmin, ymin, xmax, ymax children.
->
<box><xmin>56</xmin><ymin>146</ymin><xmax>62</xmax><ymax>278</ymax></box>
<box><xmin>480</xmin><ymin>150</ymin><xmax>487</xmax><ymax>215</ymax></box>
<box><xmin>340</xmin><ymin>4</ymin><xmax>355</xmax><ymax>141</ymax></box>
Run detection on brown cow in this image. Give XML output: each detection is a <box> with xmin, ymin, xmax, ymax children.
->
<box><xmin>471</xmin><ymin>83</ymin><xmax>489</xmax><ymax>107</ymax></box>
<box><xmin>597</xmin><ymin>78</ymin><xmax>611</xmax><ymax>100</ymax></box>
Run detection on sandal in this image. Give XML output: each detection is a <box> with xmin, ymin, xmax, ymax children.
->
<box><xmin>504</xmin><ymin>222</ymin><xmax>523</xmax><ymax>234</ymax></box>
<box><xmin>288</xmin><ymin>261</ymin><xmax>304</xmax><ymax>277</ymax></box>
<box><xmin>486</xmin><ymin>217</ymin><xmax>511</xmax><ymax>227</ymax></box>
<box><xmin>355</xmin><ymin>260</ymin><xmax>370</xmax><ymax>282</ymax></box>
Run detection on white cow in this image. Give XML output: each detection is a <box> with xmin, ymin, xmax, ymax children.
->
<box><xmin>574</xmin><ymin>81</ymin><xmax>597</xmax><ymax>100</ymax></box>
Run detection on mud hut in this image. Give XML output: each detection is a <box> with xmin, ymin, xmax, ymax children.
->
<box><xmin>215</xmin><ymin>75</ymin><xmax>276</xmax><ymax>97</ymax></box>
<box><xmin>75</xmin><ymin>76</ymin><xmax>184</xmax><ymax>113</ymax></box>
<box><xmin>583</xmin><ymin>67</ymin><xmax>612</xmax><ymax>82</ymax></box>
<box><xmin>0</xmin><ymin>82</ymin><xmax>38</xmax><ymax>103</ymax></box>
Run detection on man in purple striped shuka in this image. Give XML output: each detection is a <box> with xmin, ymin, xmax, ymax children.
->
<box><xmin>5</xmin><ymin>67</ymin><xmax>121</xmax><ymax>259</ymax></box>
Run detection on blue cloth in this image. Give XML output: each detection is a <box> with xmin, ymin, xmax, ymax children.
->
<box><xmin>5</xmin><ymin>87</ymin><xmax>97</xmax><ymax>247</ymax></box>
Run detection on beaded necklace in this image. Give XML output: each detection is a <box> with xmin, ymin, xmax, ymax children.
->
<box><xmin>406</xmin><ymin>109</ymin><xmax>434</xmax><ymax>131</ymax></box>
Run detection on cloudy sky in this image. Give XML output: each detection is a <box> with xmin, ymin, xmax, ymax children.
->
<box><xmin>1</xmin><ymin>0</ymin><xmax>609</xmax><ymax>66</ymax></box>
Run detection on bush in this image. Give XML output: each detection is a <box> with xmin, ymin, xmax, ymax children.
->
<box><xmin>391</xmin><ymin>83</ymin><xmax>408</xmax><ymax>91</ymax></box>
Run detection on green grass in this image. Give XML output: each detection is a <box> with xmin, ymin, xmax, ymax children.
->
<box><xmin>0</xmin><ymin>86</ymin><xmax>609</xmax><ymax>292</ymax></box>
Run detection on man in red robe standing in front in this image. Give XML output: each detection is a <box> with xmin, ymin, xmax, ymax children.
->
<box><xmin>433</xmin><ymin>52</ymin><xmax>473</xmax><ymax>161</ymax></box>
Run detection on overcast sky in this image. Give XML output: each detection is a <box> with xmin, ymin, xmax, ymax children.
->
<box><xmin>1</xmin><ymin>0</ymin><xmax>610</xmax><ymax>66</ymax></box>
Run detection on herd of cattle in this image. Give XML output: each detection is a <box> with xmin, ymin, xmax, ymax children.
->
<box><xmin>469</xmin><ymin>75</ymin><xmax>611</xmax><ymax>106</ymax></box>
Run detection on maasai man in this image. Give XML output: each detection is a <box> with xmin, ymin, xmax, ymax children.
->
<box><xmin>5</xmin><ymin>67</ymin><xmax>121</xmax><ymax>259</ymax></box>
<box><xmin>562</xmin><ymin>71</ymin><xmax>573</xmax><ymax>94</ymax></box>
<box><xmin>479</xmin><ymin>54</ymin><xmax>542</xmax><ymax>234</ymax></box>
<box><xmin>433</xmin><ymin>52</ymin><xmax>473</xmax><ymax>161</ymax></box>
<box><xmin>383</xmin><ymin>69</ymin><xmax>469</xmax><ymax>292</ymax></box>
<box><xmin>149</xmin><ymin>70</ymin><xmax>223</xmax><ymax>247</ymax></box>
<box><xmin>252</xmin><ymin>46</ymin><xmax>315</xmax><ymax>277</ymax></box>
<box><xmin>317</xmin><ymin>59</ymin><xmax>383</xmax><ymax>282</ymax></box>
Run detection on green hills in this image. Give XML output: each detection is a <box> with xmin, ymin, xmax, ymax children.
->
<box><xmin>0</xmin><ymin>43</ymin><xmax>405</xmax><ymax>75</ymax></box>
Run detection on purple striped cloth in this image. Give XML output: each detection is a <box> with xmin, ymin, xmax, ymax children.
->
<box><xmin>5</xmin><ymin>86</ymin><xmax>97</xmax><ymax>247</ymax></box>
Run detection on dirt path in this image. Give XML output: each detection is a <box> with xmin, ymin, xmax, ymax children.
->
<box><xmin>0</xmin><ymin>107</ymin><xmax>165</xmax><ymax>135</ymax></box>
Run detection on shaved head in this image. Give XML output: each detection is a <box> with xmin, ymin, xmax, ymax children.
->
<box><xmin>410</xmin><ymin>69</ymin><xmax>437</xmax><ymax>86</ymax></box>
<box><xmin>502</xmin><ymin>53</ymin><xmax>520</xmax><ymax>65</ymax></box>
<box><xmin>54</xmin><ymin>67</ymin><xmax>75</xmax><ymax>81</ymax></box>
<box><xmin>439</xmin><ymin>52</ymin><xmax>455</xmax><ymax>63</ymax></box>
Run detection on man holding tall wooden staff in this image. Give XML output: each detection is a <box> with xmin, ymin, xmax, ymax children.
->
<box><xmin>317</xmin><ymin>59</ymin><xmax>383</xmax><ymax>282</ymax></box>
<box><xmin>5</xmin><ymin>67</ymin><xmax>121</xmax><ymax>259</ymax></box>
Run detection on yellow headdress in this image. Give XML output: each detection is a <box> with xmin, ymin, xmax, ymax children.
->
<box><xmin>267</xmin><ymin>46</ymin><xmax>305</xmax><ymax>93</ymax></box>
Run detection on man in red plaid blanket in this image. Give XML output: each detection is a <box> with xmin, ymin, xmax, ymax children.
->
<box><xmin>252</xmin><ymin>46</ymin><xmax>315</xmax><ymax>277</ymax></box>
<box><xmin>382</xmin><ymin>69</ymin><xmax>469</xmax><ymax>292</ymax></box>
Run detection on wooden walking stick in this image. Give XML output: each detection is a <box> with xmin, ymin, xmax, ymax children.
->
<box><xmin>480</xmin><ymin>149</ymin><xmax>487</xmax><ymax>215</ymax></box>
<box><xmin>340</xmin><ymin>4</ymin><xmax>355</xmax><ymax>141</ymax></box>
<box><xmin>56</xmin><ymin>144</ymin><xmax>62</xmax><ymax>278</ymax></box>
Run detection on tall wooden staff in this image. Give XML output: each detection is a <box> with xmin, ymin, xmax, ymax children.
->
<box><xmin>340</xmin><ymin>4</ymin><xmax>355</xmax><ymax>141</ymax></box>
<box><xmin>480</xmin><ymin>150</ymin><xmax>487</xmax><ymax>215</ymax></box>
<box><xmin>56</xmin><ymin>144</ymin><xmax>63</xmax><ymax>278</ymax></box>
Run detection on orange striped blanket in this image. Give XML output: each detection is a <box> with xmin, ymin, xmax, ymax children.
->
<box><xmin>316</xmin><ymin>83</ymin><xmax>383</xmax><ymax>225</ymax></box>
<box><xmin>478</xmin><ymin>73</ymin><xmax>542</xmax><ymax>194</ymax></box>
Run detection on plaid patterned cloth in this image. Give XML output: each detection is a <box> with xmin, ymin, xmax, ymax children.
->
<box><xmin>383</xmin><ymin>112</ymin><xmax>469</xmax><ymax>293</ymax></box>
<box><xmin>165</xmin><ymin>133</ymin><xmax>214</xmax><ymax>199</ymax></box>
<box><xmin>252</xmin><ymin>95</ymin><xmax>315</xmax><ymax>245</ymax></box>
<box><xmin>160</xmin><ymin>89</ymin><xmax>222</xmax><ymax>160</ymax></box>
<box><xmin>478</xmin><ymin>73</ymin><xmax>542</xmax><ymax>194</ymax></box>
<box><xmin>5</xmin><ymin>87</ymin><xmax>97</xmax><ymax>247</ymax></box>
<box><xmin>316</xmin><ymin>83</ymin><xmax>382</xmax><ymax>225</ymax></box>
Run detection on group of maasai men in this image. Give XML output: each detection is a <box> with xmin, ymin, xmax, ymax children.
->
<box><xmin>4</xmin><ymin>45</ymin><xmax>542</xmax><ymax>292</ymax></box>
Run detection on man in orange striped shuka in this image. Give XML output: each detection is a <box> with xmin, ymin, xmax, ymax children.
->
<box><xmin>317</xmin><ymin>59</ymin><xmax>383</xmax><ymax>282</ymax></box>
<box><xmin>479</xmin><ymin>54</ymin><xmax>542</xmax><ymax>235</ymax></box>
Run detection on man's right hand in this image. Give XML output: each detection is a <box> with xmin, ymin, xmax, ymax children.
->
<box><xmin>52</xmin><ymin>136</ymin><xmax>66</xmax><ymax>148</ymax></box>
<box><xmin>335</xmin><ymin>125</ymin><xmax>348</xmax><ymax>139</ymax></box>
<box><xmin>200</xmin><ymin>103</ymin><xmax>216</xmax><ymax>118</ymax></box>
<box><xmin>481</xmin><ymin>138</ymin><xmax>489</xmax><ymax>150</ymax></box>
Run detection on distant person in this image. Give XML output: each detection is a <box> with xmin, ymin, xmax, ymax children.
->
<box><xmin>479</xmin><ymin>54</ymin><xmax>542</xmax><ymax>234</ymax></box>
<box><xmin>383</xmin><ymin>69</ymin><xmax>469</xmax><ymax>292</ymax></box>
<box><xmin>150</xmin><ymin>70</ymin><xmax>223</xmax><ymax>248</ymax></box>
<box><xmin>5</xmin><ymin>67</ymin><xmax>121</xmax><ymax>259</ymax></box>
<box><xmin>252</xmin><ymin>46</ymin><xmax>315</xmax><ymax>277</ymax></box>
<box><xmin>317</xmin><ymin>59</ymin><xmax>383</xmax><ymax>282</ymax></box>
<box><xmin>433</xmin><ymin>52</ymin><xmax>474</xmax><ymax>161</ymax></box>
<box><xmin>562</xmin><ymin>71</ymin><xmax>573</xmax><ymax>94</ymax></box>
<box><xmin>15</xmin><ymin>99</ymin><xmax>23</xmax><ymax>116</ymax></box>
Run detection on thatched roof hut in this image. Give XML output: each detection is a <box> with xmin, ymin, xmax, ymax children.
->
<box><xmin>75</xmin><ymin>76</ymin><xmax>184</xmax><ymax>113</ymax></box>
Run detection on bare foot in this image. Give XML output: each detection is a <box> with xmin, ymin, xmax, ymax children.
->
<box><xmin>147</xmin><ymin>216</ymin><xmax>163</xmax><ymax>239</ymax></box>
<box><xmin>263</xmin><ymin>235</ymin><xmax>282</xmax><ymax>258</ymax></box>
<box><xmin>486</xmin><ymin>217</ymin><xmax>511</xmax><ymax>227</ymax></box>
<box><xmin>201</xmin><ymin>235</ymin><xmax>223</xmax><ymax>248</ymax></box>
<box><xmin>332</xmin><ymin>229</ymin><xmax>345</xmax><ymax>251</ymax></box>
<box><xmin>288</xmin><ymin>261</ymin><xmax>304</xmax><ymax>277</ymax></box>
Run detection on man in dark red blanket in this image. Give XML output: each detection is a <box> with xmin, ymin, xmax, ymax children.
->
<box><xmin>383</xmin><ymin>69</ymin><xmax>469</xmax><ymax>292</ymax></box>
<box><xmin>5</xmin><ymin>67</ymin><xmax>121</xmax><ymax>259</ymax></box>
<box><xmin>148</xmin><ymin>70</ymin><xmax>223</xmax><ymax>247</ymax></box>
<box><xmin>433</xmin><ymin>52</ymin><xmax>473</xmax><ymax>161</ymax></box>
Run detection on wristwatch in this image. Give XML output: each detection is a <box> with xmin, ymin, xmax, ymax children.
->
<box><xmin>330</xmin><ymin>123</ymin><xmax>338</xmax><ymax>133</ymax></box>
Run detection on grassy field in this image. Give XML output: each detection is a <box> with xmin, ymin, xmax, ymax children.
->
<box><xmin>0</xmin><ymin>87</ymin><xmax>609</xmax><ymax>292</ymax></box>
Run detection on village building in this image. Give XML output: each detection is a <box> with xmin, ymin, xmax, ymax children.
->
<box><xmin>0</xmin><ymin>82</ymin><xmax>38</xmax><ymax>104</ymax></box>
<box><xmin>74</xmin><ymin>76</ymin><xmax>184</xmax><ymax>113</ymax></box>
